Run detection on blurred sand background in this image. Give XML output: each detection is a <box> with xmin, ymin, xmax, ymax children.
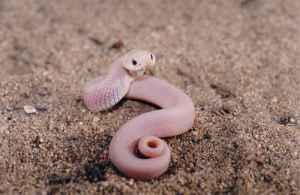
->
<box><xmin>0</xmin><ymin>0</ymin><xmax>300</xmax><ymax>194</ymax></box>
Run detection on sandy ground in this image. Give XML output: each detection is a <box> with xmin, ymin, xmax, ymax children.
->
<box><xmin>0</xmin><ymin>0</ymin><xmax>300</xmax><ymax>194</ymax></box>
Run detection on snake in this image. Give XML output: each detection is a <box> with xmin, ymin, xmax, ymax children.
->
<box><xmin>82</xmin><ymin>49</ymin><xmax>195</xmax><ymax>180</ymax></box>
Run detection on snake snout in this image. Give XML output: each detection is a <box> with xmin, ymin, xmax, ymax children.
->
<box><xmin>140</xmin><ymin>60</ymin><xmax>154</xmax><ymax>69</ymax></box>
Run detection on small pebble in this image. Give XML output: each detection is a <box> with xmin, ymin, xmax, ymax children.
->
<box><xmin>189</xmin><ymin>163</ymin><xmax>194</xmax><ymax>169</ymax></box>
<box><xmin>10</xmin><ymin>144</ymin><xmax>19</xmax><ymax>151</ymax></box>
<box><xmin>0</xmin><ymin>126</ymin><xmax>6</xmax><ymax>133</ymax></box>
<box><xmin>24</xmin><ymin>105</ymin><xmax>37</xmax><ymax>114</ymax></box>
<box><xmin>191</xmin><ymin>131</ymin><xmax>199</xmax><ymax>136</ymax></box>
<box><xmin>128</xmin><ymin>179</ymin><xmax>134</xmax><ymax>186</ymax></box>
<box><xmin>246</xmin><ymin>182</ymin><xmax>252</xmax><ymax>190</ymax></box>
<box><xmin>254</xmin><ymin>158</ymin><xmax>263</xmax><ymax>164</ymax></box>
<box><xmin>244</xmin><ymin>69</ymin><xmax>252</xmax><ymax>75</ymax></box>
<box><xmin>270</xmin><ymin>97</ymin><xmax>278</xmax><ymax>103</ymax></box>
<box><xmin>293</xmin><ymin>151</ymin><xmax>298</xmax><ymax>157</ymax></box>
<box><xmin>93</xmin><ymin>116</ymin><xmax>100</xmax><ymax>123</ymax></box>
<box><xmin>79</xmin><ymin>125</ymin><xmax>86</xmax><ymax>131</ymax></box>
<box><xmin>65</xmin><ymin>169</ymin><xmax>71</xmax><ymax>173</ymax></box>
<box><xmin>6</xmin><ymin>104</ymin><xmax>14</xmax><ymax>111</ymax></box>
<box><xmin>102</xmin><ymin>181</ymin><xmax>109</xmax><ymax>187</ymax></box>
<box><xmin>83</xmin><ymin>114</ymin><xmax>92</xmax><ymax>121</ymax></box>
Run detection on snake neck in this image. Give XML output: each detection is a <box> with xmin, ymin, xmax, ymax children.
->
<box><xmin>99</xmin><ymin>68</ymin><xmax>131</xmax><ymax>111</ymax></box>
<box><xmin>108</xmin><ymin>68</ymin><xmax>131</xmax><ymax>97</ymax></box>
<box><xmin>82</xmin><ymin>67</ymin><xmax>131</xmax><ymax>112</ymax></box>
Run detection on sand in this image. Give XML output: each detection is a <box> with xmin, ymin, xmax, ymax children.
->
<box><xmin>0</xmin><ymin>0</ymin><xmax>299</xmax><ymax>194</ymax></box>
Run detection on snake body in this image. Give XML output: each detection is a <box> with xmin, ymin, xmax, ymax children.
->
<box><xmin>82</xmin><ymin>49</ymin><xmax>195</xmax><ymax>180</ymax></box>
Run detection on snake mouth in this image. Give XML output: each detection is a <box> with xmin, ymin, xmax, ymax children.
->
<box><xmin>145</xmin><ymin>61</ymin><xmax>155</xmax><ymax>69</ymax></box>
<box><xmin>145</xmin><ymin>64</ymin><xmax>152</xmax><ymax>68</ymax></box>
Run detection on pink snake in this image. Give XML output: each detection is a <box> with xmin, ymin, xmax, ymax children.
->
<box><xmin>82</xmin><ymin>49</ymin><xmax>195</xmax><ymax>180</ymax></box>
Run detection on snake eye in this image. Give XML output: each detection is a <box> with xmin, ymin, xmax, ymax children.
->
<box><xmin>150</xmin><ymin>54</ymin><xmax>153</xmax><ymax>60</ymax></box>
<box><xmin>132</xmin><ymin>58</ymin><xmax>137</xmax><ymax>65</ymax></box>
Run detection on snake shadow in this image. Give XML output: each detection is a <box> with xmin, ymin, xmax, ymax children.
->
<box><xmin>110</xmin><ymin>98</ymin><xmax>161</xmax><ymax>112</ymax></box>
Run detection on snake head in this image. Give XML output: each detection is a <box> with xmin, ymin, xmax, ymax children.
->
<box><xmin>123</xmin><ymin>49</ymin><xmax>156</xmax><ymax>79</ymax></box>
